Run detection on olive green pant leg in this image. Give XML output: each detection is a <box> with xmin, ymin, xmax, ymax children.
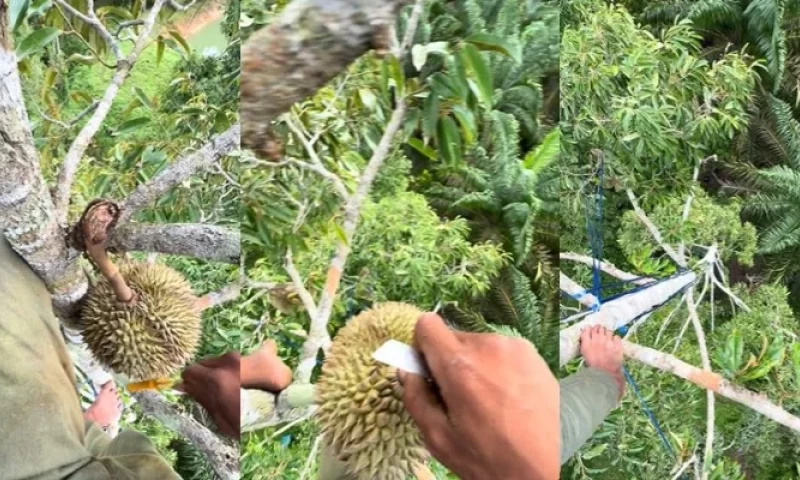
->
<box><xmin>559</xmin><ymin>368</ymin><xmax>621</xmax><ymax>465</ymax></box>
<box><xmin>0</xmin><ymin>236</ymin><xmax>178</xmax><ymax>479</ymax></box>
<box><xmin>0</xmin><ymin>236</ymin><xmax>92</xmax><ymax>479</ymax></box>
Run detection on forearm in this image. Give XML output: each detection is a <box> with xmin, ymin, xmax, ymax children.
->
<box><xmin>559</xmin><ymin>368</ymin><xmax>621</xmax><ymax>464</ymax></box>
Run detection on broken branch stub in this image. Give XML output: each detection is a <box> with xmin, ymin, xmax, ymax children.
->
<box><xmin>240</xmin><ymin>0</ymin><xmax>411</xmax><ymax>156</ymax></box>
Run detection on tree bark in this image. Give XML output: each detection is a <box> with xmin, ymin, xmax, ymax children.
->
<box><xmin>134</xmin><ymin>392</ymin><xmax>240</xmax><ymax>480</ymax></box>
<box><xmin>240</xmin><ymin>0</ymin><xmax>410</xmax><ymax>155</ymax></box>
<box><xmin>624</xmin><ymin>341</ymin><xmax>800</xmax><ymax>434</ymax></box>
<box><xmin>109</xmin><ymin>222</ymin><xmax>240</xmax><ymax>264</ymax></box>
<box><xmin>119</xmin><ymin>123</ymin><xmax>241</xmax><ymax>223</ymax></box>
<box><xmin>0</xmin><ymin>20</ymin><xmax>87</xmax><ymax>320</ymax></box>
<box><xmin>560</xmin><ymin>271</ymin><xmax>697</xmax><ymax>366</ymax></box>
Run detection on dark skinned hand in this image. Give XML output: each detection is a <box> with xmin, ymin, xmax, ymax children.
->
<box><xmin>398</xmin><ymin>313</ymin><xmax>560</xmax><ymax>480</ymax></box>
<box><xmin>177</xmin><ymin>352</ymin><xmax>241</xmax><ymax>439</ymax></box>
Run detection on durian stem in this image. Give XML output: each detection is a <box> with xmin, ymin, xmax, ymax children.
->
<box><xmin>80</xmin><ymin>200</ymin><xmax>136</xmax><ymax>304</ymax></box>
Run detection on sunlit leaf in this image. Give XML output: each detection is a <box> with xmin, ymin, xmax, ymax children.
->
<box><xmin>16</xmin><ymin>27</ymin><xmax>60</xmax><ymax>61</ymax></box>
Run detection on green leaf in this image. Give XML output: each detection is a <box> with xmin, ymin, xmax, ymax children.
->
<box><xmin>10</xmin><ymin>0</ymin><xmax>30</xmax><ymax>32</ymax></box>
<box><xmin>134</xmin><ymin>87</ymin><xmax>154</xmax><ymax>110</ymax></box>
<box><xmin>411</xmin><ymin>41</ymin><xmax>450</xmax><ymax>71</ymax></box>
<box><xmin>67</xmin><ymin>53</ymin><xmax>97</xmax><ymax>65</ymax></box>
<box><xmin>437</xmin><ymin>116</ymin><xmax>461</xmax><ymax>165</ymax></box>
<box><xmin>113</xmin><ymin>117</ymin><xmax>151</xmax><ymax>135</ymax></box>
<box><xmin>16</xmin><ymin>27</ymin><xmax>60</xmax><ymax>60</ymax></box>
<box><xmin>451</xmin><ymin>104</ymin><xmax>476</xmax><ymax>144</ymax></box>
<box><xmin>791</xmin><ymin>343</ymin><xmax>800</xmax><ymax>386</ymax></box>
<box><xmin>387</xmin><ymin>55</ymin><xmax>405</xmax><ymax>97</ymax></box>
<box><xmin>465</xmin><ymin>33</ymin><xmax>521</xmax><ymax>63</ymax></box>
<box><xmin>422</xmin><ymin>93</ymin><xmax>440</xmax><ymax>142</ymax></box>
<box><xmin>582</xmin><ymin>443</ymin><xmax>608</xmax><ymax>460</ymax></box>
<box><xmin>358</xmin><ymin>89</ymin><xmax>378</xmax><ymax>111</ymax></box>
<box><xmin>523</xmin><ymin>128</ymin><xmax>560</xmax><ymax>173</ymax></box>
<box><xmin>96</xmin><ymin>5</ymin><xmax>134</xmax><ymax>20</ymax></box>
<box><xmin>169</xmin><ymin>29</ymin><xmax>191</xmax><ymax>54</ymax></box>
<box><xmin>156</xmin><ymin>36</ymin><xmax>165</xmax><ymax>65</ymax></box>
<box><xmin>459</xmin><ymin>43</ymin><xmax>493</xmax><ymax>108</ymax></box>
<box><xmin>407</xmin><ymin>138</ymin><xmax>437</xmax><ymax>160</ymax></box>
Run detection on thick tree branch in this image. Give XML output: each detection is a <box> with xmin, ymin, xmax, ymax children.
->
<box><xmin>119</xmin><ymin>124</ymin><xmax>240</xmax><ymax>223</ymax></box>
<box><xmin>134</xmin><ymin>392</ymin><xmax>239</xmax><ymax>480</ymax></box>
<box><xmin>54</xmin><ymin>0</ymin><xmax>169</xmax><ymax>223</ymax></box>
<box><xmin>240</xmin><ymin>0</ymin><xmax>411</xmax><ymax>156</ymax></box>
<box><xmin>1</xmin><ymin>37</ymin><xmax>87</xmax><ymax>321</ymax></box>
<box><xmin>623</xmin><ymin>341</ymin><xmax>800</xmax><ymax>434</ymax></box>
<box><xmin>559</xmin><ymin>252</ymin><xmax>653</xmax><ymax>285</ymax></box>
<box><xmin>108</xmin><ymin>222</ymin><xmax>240</xmax><ymax>264</ymax></box>
<box><xmin>560</xmin><ymin>271</ymin><xmax>697</xmax><ymax>366</ymax></box>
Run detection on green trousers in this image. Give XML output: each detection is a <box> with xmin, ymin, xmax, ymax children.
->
<box><xmin>0</xmin><ymin>236</ymin><xmax>179</xmax><ymax>480</ymax></box>
<box><xmin>560</xmin><ymin>367</ymin><xmax>621</xmax><ymax>465</ymax></box>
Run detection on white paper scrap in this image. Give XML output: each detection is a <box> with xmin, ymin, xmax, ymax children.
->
<box><xmin>372</xmin><ymin>340</ymin><xmax>430</xmax><ymax>378</ymax></box>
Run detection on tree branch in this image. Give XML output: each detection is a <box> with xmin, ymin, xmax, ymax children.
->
<box><xmin>295</xmin><ymin>98</ymin><xmax>407</xmax><ymax>383</ymax></box>
<box><xmin>686</xmin><ymin>288</ymin><xmax>714</xmax><ymax>477</ymax></box>
<box><xmin>626</xmin><ymin>189</ymin><xmax>686</xmax><ymax>268</ymax></box>
<box><xmin>559</xmin><ymin>272</ymin><xmax>599</xmax><ymax>309</ymax></box>
<box><xmin>54</xmin><ymin>0</ymin><xmax>169</xmax><ymax>223</ymax></box>
<box><xmin>52</xmin><ymin>0</ymin><xmax>123</xmax><ymax>60</ymax></box>
<box><xmin>285</xmin><ymin>249</ymin><xmax>319</xmax><ymax>319</ymax></box>
<box><xmin>285</xmin><ymin>118</ymin><xmax>349</xmax><ymax>199</ymax></box>
<box><xmin>118</xmin><ymin>124</ymin><xmax>240</xmax><ymax>223</ymax></box>
<box><xmin>240</xmin><ymin>0</ymin><xmax>411</xmax><ymax>156</ymax></box>
<box><xmin>134</xmin><ymin>392</ymin><xmax>239</xmax><ymax>480</ymax></box>
<box><xmin>623</xmin><ymin>341</ymin><xmax>800</xmax><ymax>434</ymax></box>
<box><xmin>560</xmin><ymin>271</ymin><xmax>697</xmax><ymax>366</ymax></box>
<box><xmin>196</xmin><ymin>281</ymin><xmax>243</xmax><ymax>311</ymax></box>
<box><xmin>108</xmin><ymin>222</ymin><xmax>240</xmax><ymax>264</ymax></box>
<box><xmin>559</xmin><ymin>252</ymin><xmax>653</xmax><ymax>285</ymax></box>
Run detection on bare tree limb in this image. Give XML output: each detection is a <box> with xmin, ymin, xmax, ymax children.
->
<box><xmin>398</xmin><ymin>0</ymin><xmax>424</xmax><ymax>54</ymax></box>
<box><xmin>286</xmin><ymin>118</ymin><xmax>349</xmax><ymax>199</ymax></box>
<box><xmin>559</xmin><ymin>272</ymin><xmax>599</xmax><ymax>309</ymax></box>
<box><xmin>285</xmin><ymin>249</ymin><xmax>319</xmax><ymax>319</ymax></box>
<box><xmin>118</xmin><ymin>124</ymin><xmax>240</xmax><ymax>223</ymax></box>
<box><xmin>559</xmin><ymin>252</ymin><xmax>653</xmax><ymax>285</ymax></box>
<box><xmin>197</xmin><ymin>282</ymin><xmax>243</xmax><ymax>311</ymax></box>
<box><xmin>686</xmin><ymin>288</ymin><xmax>714</xmax><ymax>478</ymax></box>
<box><xmin>626</xmin><ymin>189</ymin><xmax>686</xmax><ymax>268</ymax></box>
<box><xmin>295</xmin><ymin>99</ymin><xmax>407</xmax><ymax>383</ymax></box>
<box><xmin>35</xmin><ymin>101</ymin><xmax>99</xmax><ymax>130</ymax></box>
<box><xmin>167</xmin><ymin>0</ymin><xmax>199</xmax><ymax>11</ymax></box>
<box><xmin>134</xmin><ymin>392</ymin><xmax>239</xmax><ymax>480</ymax></box>
<box><xmin>240</xmin><ymin>0</ymin><xmax>412</xmax><ymax>156</ymax></box>
<box><xmin>52</xmin><ymin>0</ymin><xmax>123</xmax><ymax>60</ymax></box>
<box><xmin>623</xmin><ymin>341</ymin><xmax>800</xmax><ymax>434</ymax></box>
<box><xmin>54</xmin><ymin>0</ymin><xmax>169</xmax><ymax>223</ymax></box>
<box><xmin>108</xmin><ymin>222</ymin><xmax>240</xmax><ymax>264</ymax></box>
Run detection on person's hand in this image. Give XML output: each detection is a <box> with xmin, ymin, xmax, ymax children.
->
<box><xmin>398</xmin><ymin>313</ymin><xmax>559</xmax><ymax>480</ymax></box>
<box><xmin>241</xmin><ymin>340</ymin><xmax>292</xmax><ymax>392</ymax></box>
<box><xmin>177</xmin><ymin>352</ymin><xmax>241</xmax><ymax>439</ymax></box>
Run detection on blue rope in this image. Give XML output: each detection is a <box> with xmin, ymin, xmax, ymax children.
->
<box><xmin>584</xmin><ymin>159</ymin><xmax>605</xmax><ymax>301</ymax></box>
<box><xmin>617</xmin><ymin>326</ymin><xmax>687</xmax><ymax>479</ymax></box>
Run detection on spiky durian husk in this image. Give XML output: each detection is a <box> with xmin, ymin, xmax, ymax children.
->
<box><xmin>81</xmin><ymin>262</ymin><xmax>201</xmax><ymax>380</ymax></box>
<box><xmin>315</xmin><ymin>302</ymin><xmax>429</xmax><ymax>480</ymax></box>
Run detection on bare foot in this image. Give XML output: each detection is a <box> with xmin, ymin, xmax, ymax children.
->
<box><xmin>580</xmin><ymin>325</ymin><xmax>625</xmax><ymax>398</ymax></box>
<box><xmin>241</xmin><ymin>340</ymin><xmax>292</xmax><ymax>392</ymax></box>
<box><xmin>83</xmin><ymin>381</ymin><xmax>123</xmax><ymax>429</ymax></box>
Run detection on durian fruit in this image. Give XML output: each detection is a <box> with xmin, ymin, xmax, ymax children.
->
<box><xmin>315</xmin><ymin>302</ymin><xmax>429</xmax><ymax>480</ymax></box>
<box><xmin>81</xmin><ymin>261</ymin><xmax>201</xmax><ymax>380</ymax></box>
